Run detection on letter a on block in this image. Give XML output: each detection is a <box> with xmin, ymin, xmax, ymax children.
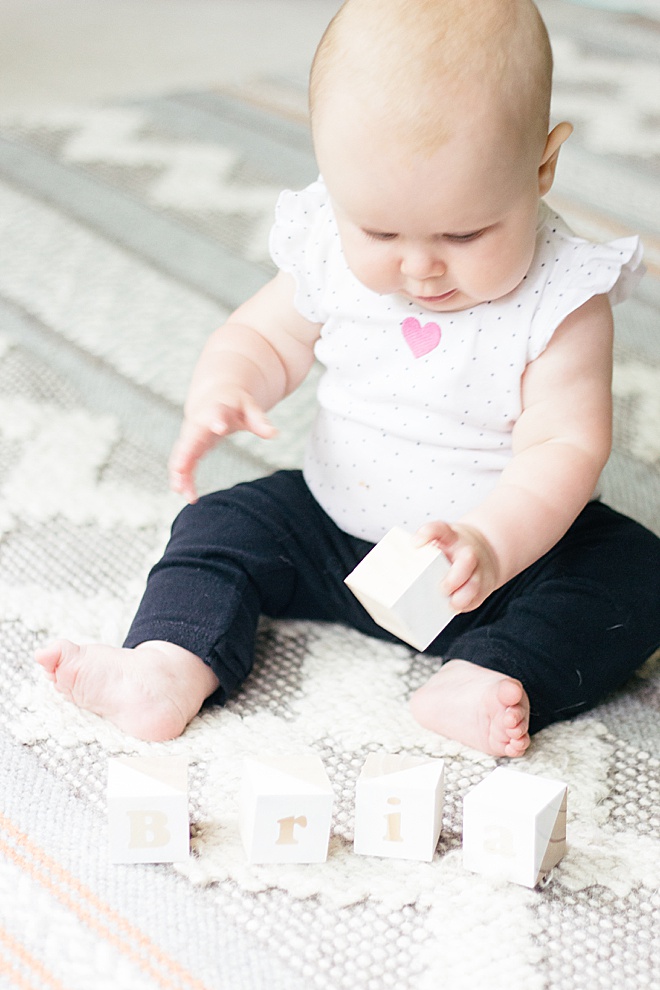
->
<box><xmin>107</xmin><ymin>756</ymin><xmax>189</xmax><ymax>864</ymax></box>
<box><xmin>462</xmin><ymin>767</ymin><xmax>567</xmax><ymax>887</ymax></box>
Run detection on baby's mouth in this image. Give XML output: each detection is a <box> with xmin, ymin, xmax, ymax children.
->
<box><xmin>410</xmin><ymin>289</ymin><xmax>457</xmax><ymax>304</ymax></box>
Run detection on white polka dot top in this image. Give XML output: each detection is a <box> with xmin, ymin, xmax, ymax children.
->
<box><xmin>269</xmin><ymin>178</ymin><xmax>644</xmax><ymax>542</ymax></box>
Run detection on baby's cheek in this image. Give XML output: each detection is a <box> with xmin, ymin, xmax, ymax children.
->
<box><xmin>491</xmin><ymin>240</ymin><xmax>536</xmax><ymax>297</ymax></box>
<box><xmin>349</xmin><ymin>257</ymin><xmax>392</xmax><ymax>295</ymax></box>
<box><xmin>465</xmin><ymin>254</ymin><xmax>521</xmax><ymax>301</ymax></box>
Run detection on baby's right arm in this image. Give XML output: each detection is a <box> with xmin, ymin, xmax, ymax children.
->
<box><xmin>169</xmin><ymin>271</ymin><xmax>321</xmax><ymax>502</ymax></box>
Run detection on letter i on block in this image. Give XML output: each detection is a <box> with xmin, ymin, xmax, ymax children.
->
<box><xmin>462</xmin><ymin>767</ymin><xmax>567</xmax><ymax>887</ymax></box>
<box><xmin>344</xmin><ymin>527</ymin><xmax>453</xmax><ymax>651</ymax></box>
<box><xmin>353</xmin><ymin>753</ymin><xmax>445</xmax><ymax>861</ymax></box>
<box><xmin>239</xmin><ymin>755</ymin><xmax>334</xmax><ymax>864</ymax></box>
<box><xmin>107</xmin><ymin>756</ymin><xmax>190</xmax><ymax>864</ymax></box>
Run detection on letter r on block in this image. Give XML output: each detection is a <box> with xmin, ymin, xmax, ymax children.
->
<box><xmin>275</xmin><ymin>815</ymin><xmax>308</xmax><ymax>845</ymax></box>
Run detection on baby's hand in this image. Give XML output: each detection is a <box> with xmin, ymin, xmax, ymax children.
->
<box><xmin>168</xmin><ymin>389</ymin><xmax>277</xmax><ymax>502</ymax></box>
<box><xmin>414</xmin><ymin>520</ymin><xmax>500</xmax><ymax>613</ymax></box>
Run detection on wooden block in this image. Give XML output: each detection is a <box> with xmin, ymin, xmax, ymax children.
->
<box><xmin>353</xmin><ymin>753</ymin><xmax>445</xmax><ymax>861</ymax></box>
<box><xmin>344</xmin><ymin>527</ymin><xmax>453</xmax><ymax>651</ymax></box>
<box><xmin>107</xmin><ymin>756</ymin><xmax>190</xmax><ymax>864</ymax></box>
<box><xmin>239</xmin><ymin>755</ymin><xmax>334</xmax><ymax>864</ymax></box>
<box><xmin>462</xmin><ymin>767</ymin><xmax>567</xmax><ymax>887</ymax></box>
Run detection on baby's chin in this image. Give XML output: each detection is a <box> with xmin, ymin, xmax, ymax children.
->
<box><xmin>400</xmin><ymin>289</ymin><xmax>477</xmax><ymax>313</ymax></box>
<box><xmin>401</xmin><ymin>277</ymin><xmax>531</xmax><ymax>313</ymax></box>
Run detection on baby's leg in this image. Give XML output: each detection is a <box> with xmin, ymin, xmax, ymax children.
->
<box><xmin>410</xmin><ymin>502</ymin><xmax>660</xmax><ymax>754</ymax></box>
<box><xmin>34</xmin><ymin>479</ymin><xmax>273</xmax><ymax>739</ymax></box>
<box><xmin>35</xmin><ymin>470</ymin><xmax>370</xmax><ymax>740</ymax></box>
<box><xmin>410</xmin><ymin>661</ymin><xmax>530</xmax><ymax>757</ymax></box>
<box><xmin>36</xmin><ymin>639</ymin><xmax>219</xmax><ymax>741</ymax></box>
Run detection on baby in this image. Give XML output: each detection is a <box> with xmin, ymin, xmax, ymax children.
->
<box><xmin>36</xmin><ymin>0</ymin><xmax>660</xmax><ymax>757</ymax></box>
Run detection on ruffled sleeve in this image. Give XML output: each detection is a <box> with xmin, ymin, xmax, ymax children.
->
<box><xmin>269</xmin><ymin>177</ymin><xmax>337</xmax><ymax>323</ymax></box>
<box><xmin>527</xmin><ymin>206</ymin><xmax>645</xmax><ymax>361</ymax></box>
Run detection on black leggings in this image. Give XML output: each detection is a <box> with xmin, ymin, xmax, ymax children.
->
<box><xmin>125</xmin><ymin>470</ymin><xmax>660</xmax><ymax>734</ymax></box>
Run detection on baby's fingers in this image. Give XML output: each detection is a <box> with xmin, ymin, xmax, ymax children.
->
<box><xmin>441</xmin><ymin>545</ymin><xmax>479</xmax><ymax>605</ymax></box>
<box><xmin>168</xmin><ymin>454</ymin><xmax>199</xmax><ymax>503</ymax></box>
<box><xmin>212</xmin><ymin>401</ymin><xmax>277</xmax><ymax>441</ymax></box>
<box><xmin>414</xmin><ymin>520</ymin><xmax>457</xmax><ymax>552</ymax></box>
<box><xmin>447</xmin><ymin>575</ymin><xmax>483</xmax><ymax>613</ymax></box>
<box><xmin>168</xmin><ymin>422</ymin><xmax>219</xmax><ymax>502</ymax></box>
<box><xmin>241</xmin><ymin>404</ymin><xmax>278</xmax><ymax>440</ymax></box>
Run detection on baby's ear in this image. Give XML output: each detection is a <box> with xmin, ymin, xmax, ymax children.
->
<box><xmin>538</xmin><ymin>121</ymin><xmax>573</xmax><ymax>196</ymax></box>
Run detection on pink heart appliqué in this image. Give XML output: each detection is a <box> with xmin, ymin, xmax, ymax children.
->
<box><xmin>401</xmin><ymin>317</ymin><xmax>442</xmax><ymax>358</ymax></box>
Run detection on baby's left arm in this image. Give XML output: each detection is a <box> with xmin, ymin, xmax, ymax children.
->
<box><xmin>418</xmin><ymin>293</ymin><xmax>614</xmax><ymax>612</ymax></box>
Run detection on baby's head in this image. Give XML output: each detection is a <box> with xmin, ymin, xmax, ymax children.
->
<box><xmin>311</xmin><ymin>0</ymin><xmax>553</xmax><ymax>159</ymax></box>
<box><xmin>309</xmin><ymin>0</ymin><xmax>572</xmax><ymax>311</ymax></box>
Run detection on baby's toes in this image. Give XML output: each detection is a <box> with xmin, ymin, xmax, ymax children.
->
<box><xmin>503</xmin><ymin>707</ymin><xmax>528</xmax><ymax>734</ymax></box>
<box><xmin>503</xmin><ymin>734</ymin><xmax>531</xmax><ymax>758</ymax></box>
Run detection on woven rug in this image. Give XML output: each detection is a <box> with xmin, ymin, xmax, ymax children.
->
<box><xmin>1</xmin><ymin>2</ymin><xmax>659</xmax><ymax>987</ymax></box>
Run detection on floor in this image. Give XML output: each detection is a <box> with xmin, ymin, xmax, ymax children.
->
<box><xmin>1</xmin><ymin>0</ymin><xmax>341</xmax><ymax>112</ymax></box>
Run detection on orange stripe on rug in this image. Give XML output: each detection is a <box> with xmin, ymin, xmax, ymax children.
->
<box><xmin>0</xmin><ymin>811</ymin><xmax>211</xmax><ymax>990</ymax></box>
<box><xmin>0</xmin><ymin>951</ymin><xmax>40</xmax><ymax>990</ymax></box>
<box><xmin>0</xmin><ymin>925</ymin><xmax>67</xmax><ymax>990</ymax></box>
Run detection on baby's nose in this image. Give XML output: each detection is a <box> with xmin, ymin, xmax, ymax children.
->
<box><xmin>400</xmin><ymin>248</ymin><xmax>446</xmax><ymax>280</ymax></box>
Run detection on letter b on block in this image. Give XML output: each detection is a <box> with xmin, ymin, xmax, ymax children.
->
<box><xmin>107</xmin><ymin>756</ymin><xmax>190</xmax><ymax>864</ymax></box>
<box><xmin>126</xmin><ymin>810</ymin><xmax>171</xmax><ymax>850</ymax></box>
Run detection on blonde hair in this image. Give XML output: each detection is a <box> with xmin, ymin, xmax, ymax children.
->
<box><xmin>310</xmin><ymin>0</ymin><xmax>553</xmax><ymax>158</ymax></box>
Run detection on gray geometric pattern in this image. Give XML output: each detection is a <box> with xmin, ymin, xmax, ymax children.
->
<box><xmin>1</xmin><ymin>2</ymin><xmax>659</xmax><ymax>987</ymax></box>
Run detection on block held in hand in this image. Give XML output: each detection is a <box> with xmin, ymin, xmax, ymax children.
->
<box><xmin>344</xmin><ymin>526</ymin><xmax>454</xmax><ymax>651</ymax></box>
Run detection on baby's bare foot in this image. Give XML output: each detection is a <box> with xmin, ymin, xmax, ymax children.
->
<box><xmin>35</xmin><ymin>638</ymin><xmax>219</xmax><ymax>741</ymax></box>
<box><xmin>410</xmin><ymin>658</ymin><xmax>531</xmax><ymax>758</ymax></box>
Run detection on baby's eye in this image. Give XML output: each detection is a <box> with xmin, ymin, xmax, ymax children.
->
<box><xmin>444</xmin><ymin>229</ymin><xmax>485</xmax><ymax>243</ymax></box>
<box><xmin>363</xmin><ymin>229</ymin><xmax>398</xmax><ymax>241</ymax></box>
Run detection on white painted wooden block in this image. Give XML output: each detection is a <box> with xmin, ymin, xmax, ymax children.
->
<box><xmin>107</xmin><ymin>756</ymin><xmax>190</xmax><ymax>864</ymax></box>
<box><xmin>353</xmin><ymin>753</ymin><xmax>445</xmax><ymax>861</ymax></box>
<box><xmin>239</xmin><ymin>755</ymin><xmax>334</xmax><ymax>864</ymax></box>
<box><xmin>344</xmin><ymin>527</ymin><xmax>453</xmax><ymax>651</ymax></box>
<box><xmin>462</xmin><ymin>767</ymin><xmax>567</xmax><ymax>887</ymax></box>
